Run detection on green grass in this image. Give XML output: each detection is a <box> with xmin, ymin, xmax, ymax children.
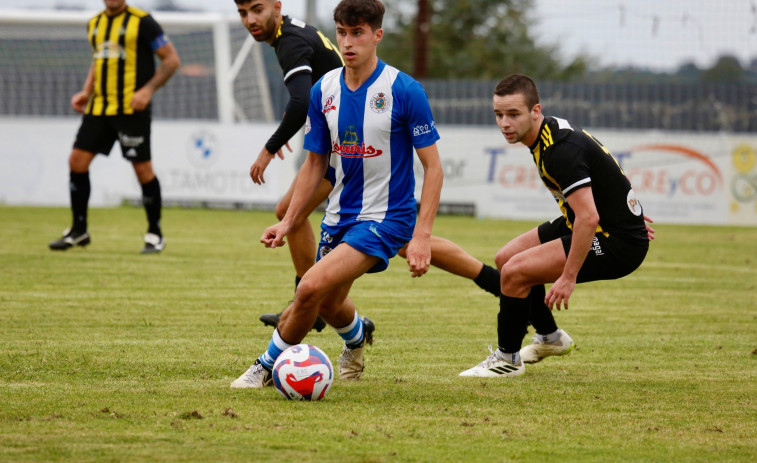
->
<box><xmin>1</xmin><ymin>205</ymin><xmax>755</xmax><ymax>462</ymax></box>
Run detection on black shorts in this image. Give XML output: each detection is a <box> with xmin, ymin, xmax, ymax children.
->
<box><xmin>537</xmin><ymin>216</ymin><xmax>648</xmax><ymax>284</ymax></box>
<box><xmin>73</xmin><ymin>112</ymin><xmax>152</xmax><ymax>162</ymax></box>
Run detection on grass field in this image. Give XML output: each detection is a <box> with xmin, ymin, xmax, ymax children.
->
<box><xmin>0</xmin><ymin>205</ymin><xmax>755</xmax><ymax>462</ymax></box>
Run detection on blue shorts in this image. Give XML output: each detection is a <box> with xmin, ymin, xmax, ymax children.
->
<box><xmin>318</xmin><ymin>220</ymin><xmax>414</xmax><ymax>273</ymax></box>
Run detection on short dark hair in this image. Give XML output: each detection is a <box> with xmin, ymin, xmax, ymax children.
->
<box><xmin>333</xmin><ymin>0</ymin><xmax>385</xmax><ymax>31</ymax></box>
<box><xmin>494</xmin><ymin>74</ymin><xmax>540</xmax><ymax>110</ymax></box>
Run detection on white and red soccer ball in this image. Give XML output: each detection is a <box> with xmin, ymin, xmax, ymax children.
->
<box><xmin>273</xmin><ymin>344</ymin><xmax>333</xmax><ymax>401</ymax></box>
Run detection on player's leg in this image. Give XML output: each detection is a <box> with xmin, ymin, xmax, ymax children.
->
<box><xmin>460</xmin><ymin>239</ymin><xmax>566</xmax><ymax>377</ymax></box>
<box><xmin>131</xmin><ymin>159</ymin><xmax>164</xmax><ymax>253</ymax></box>
<box><xmin>122</xmin><ymin>114</ymin><xmax>164</xmax><ymax>254</ymax></box>
<box><xmin>50</xmin><ymin>114</ymin><xmax>109</xmax><ymax>250</ymax></box>
<box><xmin>259</xmin><ymin>177</ymin><xmax>333</xmax><ymax>330</ymax></box>
<box><xmin>231</xmin><ymin>243</ymin><xmax>378</xmax><ymax>389</ymax></box>
<box><xmin>503</xmin><ymin>222</ymin><xmax>572</xmax><ymax>363</ymax></box>
<box><xmin>398</xmin><ymin>236</ymin><xmax>501</xmax><ymax>296</ymax></box>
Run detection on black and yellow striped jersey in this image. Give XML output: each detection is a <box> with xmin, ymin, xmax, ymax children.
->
<box><xmin>85</xmin><ymin>6</ymin><xmax>169</xmax><ymax>116</ymax></box>
<box><xmin>528</xmin><ymin>116</ymin><xmax>647</xmax><ymax>242</ymax></box>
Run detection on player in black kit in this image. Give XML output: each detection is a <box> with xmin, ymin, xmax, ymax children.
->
<box><xmin>460</xmin><ymin>74</ymin><xmax>654</xmax><ymax>378</ymax></box>
<box><xmin>235</xmin><ymin>0</ymin><xmax>344</xmax><ymax>332</ymax></box>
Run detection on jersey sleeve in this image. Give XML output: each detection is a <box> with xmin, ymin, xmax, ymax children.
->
<box><xmin>544</xmin><ymin>142</ymin><xmax>592</xmax><ymax>197</ymax></box>
<box><xmin>303</xmin><ymin>82</ymin><xmax>331</xmax><ymax>155</ymax></box>
<box><xmin>276</xmin><ymin>35</ymin><xmax>315</xmax><ymax>83</ymax></box>
<box><xmin>399</xmin><ymin>79</ymin><xmax>440</xmax><ymax>149</ymax></box>
<box><xmin>140</xmin><ymin>15</ymin><xmax>170</xmax><ymax>52</ymax></box>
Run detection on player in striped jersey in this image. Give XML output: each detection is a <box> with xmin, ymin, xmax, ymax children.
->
<box><xmin>460</xmin><ymin>74</ymin><xmax>653</xmax><ymax>378</ymax></box>
<box><xmin>48</xmin><ymin>0</ymin><xmax>180</xmax><ymax>253</ymax></box>
<box><xmin>231</xmin><ymin>0</ymin><xmax>444</xmax><ymax>389</ymax></box>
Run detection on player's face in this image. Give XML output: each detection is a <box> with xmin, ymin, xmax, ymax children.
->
<box><xmin>336</xmin><ymin>22</ymin><xmax>382</xmax><ymax>70</ymax></box>
<box><xmin>493</xmin><ymin>93</ymin><xmax>541</xmax><ymax>146</ymax></box>
<box><xmin>103</xmin><ymin>0</ymin><xmax>127</xmax><ymax>14</ymax></box>
<box><xmin>237</xmin><ymin>0</ymin><xmax>281</xmax><ymax>44</ymax></box>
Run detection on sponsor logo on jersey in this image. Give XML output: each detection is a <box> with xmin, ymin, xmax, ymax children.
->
<box><xmin>321</xmin><ymin>230</ymin><xmax>333</xmax><ymax>243</ymax></box>
<box><xmin>332</xmin><ymin>141</ymin><xmax>383</xmax><ymax>158</ymax></box>
<box><xmin>413</xmin><ymin>121</ymin><xmax>435</xmax><ymax>137</ymax></box>
<box><xmin>370</xmin><ymin>92</ymin><xmax>391</xmax><ymax>113</ymax></box>
<box><xmin>333</xmin><ymin>125</ymin><xmax>383</xmax><ymax>158</ymax></box>
<box><xmin>322</xmin><ymin>95</ymin><xmax>336</xmax><ymax>114</ymax></box>
<box><xmin>94</xmin><ymin>41</ymin><xmax>126</xmax><ymax>60</ymax></box>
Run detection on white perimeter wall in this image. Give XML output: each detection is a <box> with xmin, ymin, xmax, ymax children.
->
<box><xmin>1</xmin><ymin>117</ymin><xmax>755</xmax><ymax>226</ymax></box>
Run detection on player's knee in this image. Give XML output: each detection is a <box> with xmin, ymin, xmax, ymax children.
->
<box><xmin>274</xmin><ymin>201</ymin><xmax>288</xmax><ymax>221</ymax></box>
<box><xmin>293</xmin><ymin>278</ymin><xmax>323</xmax><ymax>309</ymax></box>
<box><xmin>499</xmin><ymin>258</ymin><xmax>529</xmax><ymax>296</ymax></box>
<box><xmin>494</xmin><ymin>248</ymin><xmax>511</xmax><ymax>270</ymax></box>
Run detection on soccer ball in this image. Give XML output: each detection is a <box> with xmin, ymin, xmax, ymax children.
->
<box><xmin>273</xmin><ymin>344</ymin><xmax>333</xmax><ymax>401</ymax></box>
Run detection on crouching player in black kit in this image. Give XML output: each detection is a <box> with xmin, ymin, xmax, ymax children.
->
<box><xmin>460</xmin><ymin>74</ymin><xmax>654</xmax><ymax>377</ymax></box>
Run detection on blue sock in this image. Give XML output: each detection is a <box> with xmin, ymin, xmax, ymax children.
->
<box><xmin>335</xmin><ymin>312</ymin><xmax>364</xmax><ymax>348</ymax></box>
<box><xmin>258</xmin><ymin>329</ymin><xmax>292</xmax><ymax>370</ymax></box>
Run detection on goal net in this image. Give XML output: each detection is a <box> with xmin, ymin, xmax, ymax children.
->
<box><xmin>0</xmin><ymin>9</ymin><xmax>274</xmax><ymax>124</ymax></box>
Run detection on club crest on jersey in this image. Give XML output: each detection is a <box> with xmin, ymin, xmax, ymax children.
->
<box><xmin>627</xmin><ymin>188</ymin><xmax>642</xmax><ymax>216</ymax></box>
<box><xmin>305</xmin><ymin>116</ymin><xmax>311</xmax><ymax>134</ymax></box>
<box><xmin>322</xmin><ymin>95</ymin><xmax>336</xmax><ymax>114</ymax></box>
<box><xmin>370</xmin><ymin>92</ymin><xmax>391</xmax><ymax>113</ymax></box>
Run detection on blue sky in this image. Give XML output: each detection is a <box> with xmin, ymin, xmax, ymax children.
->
<box><xmin>1</xmin><ymin>0</ymin><xmax>753</xmax><ymax>71</ymax></box>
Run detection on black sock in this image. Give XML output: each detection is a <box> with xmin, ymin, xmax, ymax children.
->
<box><xmin>528</xmin><ymin>284</ymin><xmax>558</xmax><ymax>335</ymax></box>
<box><xmin>497</xmin><ymin>294</ymin><xmax>530</xmax><ymax>353</ymax></box>
<box><xmin>474</xmin><ymin>264</ymin><xmax>501</xmax><ymax>297</ymax></box>
<box><xmin>140</xmin><ymin>177</ymin><xmax>162</xmax><ymax>236</ymax></box>
<box><xmin>69</xmin><ymin>171</ymin><xmax>90</xmax><ymax>234</ymax></box>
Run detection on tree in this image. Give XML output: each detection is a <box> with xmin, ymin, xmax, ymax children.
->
<box><xmin>702</xmin><ymin>55</ymin><xmax>745</xmax><ymax>82</ymax></box>
<box><xmin>380</xmin><ymin>0</ymin><xmax>588</xmax><ymax>80</ymax></box>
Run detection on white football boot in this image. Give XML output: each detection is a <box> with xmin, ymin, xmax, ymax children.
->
<box><xmin>459</xmin><ymin>346</ymin><xmax>525</xmax><ymax>377</ymax></box>
<box><xmin>338</xmin><ymin>316</ymin><xmax>374</xmax><ymax>380</ymax></box>
<box><xmin>230</xmin><ymin>360</ymin><xmax>272</xmax><ymax>388</ymax></box>
<box><xmin>519</xmin><ymin>329</ymin><xmax>574</xmax><ymax>364</ymax></box>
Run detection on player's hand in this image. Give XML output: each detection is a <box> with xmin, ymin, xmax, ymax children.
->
<box><xmin>130</xmin><ymin>87</ymin><xmax>153</xmax><ymax>112</ymax></box>
<box><xmin>405</xmin><ymin>234</ymin><xmax>431</xmax><ymax>278</ymax></box>
<box><xmin>644</xmin><ymin>214</ymin><xmax>655</xmax><ymax>241</ymax></box>
<box><xmin>545</xmin><ymin>275</ymin><xmax>576</xmax><ymax>311</ymax></box>
<box><xmin>260</xmin><ymin>221</ymin><xmax>290</xmax><ymax>249</ymax></box>
<box><xmin>70</xmin><ymin>91</ymin><xmax>90</xmax><ymax>114</ymax></box>
<box><xmin>275</xmin><ymin>142</ymin><xmax>293</xmax><ymax>160</ymax></box>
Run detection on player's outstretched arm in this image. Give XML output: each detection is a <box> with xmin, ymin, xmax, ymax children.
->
<box><xmin>260</xmin><ymin>151</ymin><xmax>328</xmax><ymax>249</ymax></box>
<box><xmin>406</xmin><ymin>143</ymin><xmax>444</xmax><ymax>278</ymax></box>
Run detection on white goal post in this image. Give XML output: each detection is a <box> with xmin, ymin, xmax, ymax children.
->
<box><xmin>0</xmin><ymin>8</ymin><xmax>274</xmax><ymax>124</ymax></box>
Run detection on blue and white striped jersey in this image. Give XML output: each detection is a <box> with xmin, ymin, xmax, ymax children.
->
<box><xmin>304</xmin><ymin>60</ymin><xmax>440</xmax><ymax>228</ymax></box>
